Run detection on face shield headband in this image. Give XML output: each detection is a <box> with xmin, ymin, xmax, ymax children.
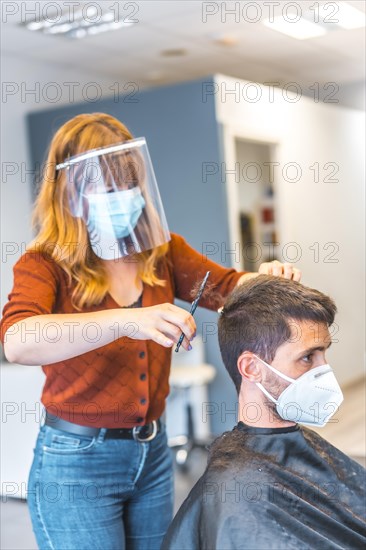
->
<box><xmin>56</xmin><ymin>138</ymin><xmax>171</xmax><ymax>259</ymax></box>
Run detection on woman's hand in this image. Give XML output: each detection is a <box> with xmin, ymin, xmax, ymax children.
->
<box><xmin>238</xmin><ymin>260</ymin><xmax>301</xmax><ymax>285</ymax></box>
<box><xmin>124</xmin><ymin>303</ymin><xmax>196</xmax><ymax>351</ymax></box>
<box><xmin>3</xmin><ymin>304</ymin><xmax>196</xmax><ymax>366</ymax></box>
<box><xmin>258</xmin><ymin>260</ymin><xmax>301</xmax><ymax>281</ymax></box>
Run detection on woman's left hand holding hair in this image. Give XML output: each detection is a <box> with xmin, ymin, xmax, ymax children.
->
<box><xmin>238</xmin><ymin>260</ymin><xmax>302</xmax><ymax>284</ymax></box>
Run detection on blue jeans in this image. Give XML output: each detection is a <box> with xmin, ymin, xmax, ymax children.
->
<box><xmin>28</xmin><ymin>423</ymin><xmax>174</xmax><ymax>550</ymax></box>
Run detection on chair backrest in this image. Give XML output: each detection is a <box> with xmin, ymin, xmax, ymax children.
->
<box><xmin>171</xmin><ymin>334</ymin><xmax>205</xmax><ymax>367</ymax></box>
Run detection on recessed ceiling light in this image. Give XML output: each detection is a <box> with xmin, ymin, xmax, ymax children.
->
<box><xmin>26</xmin><ymin>21</ymin><xmax>45</xmax><ymax>31</ymax></box>
<box><xmin>160</xmin><ymin>49</ymin><xmax>187</xmax><ymax>57</ymax></box>
<box><xmin>146</xmin><ymin>71</ymin><xmax>165</xmax><ymax>82</ymax></box>
<box><xmin>210</xmin><ymin>33</ymin><xmax>239</xmax><ymax>47</ymax></box>
<box><xmin>263</xmin><ymin>16</ymin><xmax>327</xmax><ymax>40</ymax></box>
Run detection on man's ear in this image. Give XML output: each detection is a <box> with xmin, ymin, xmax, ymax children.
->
<box><xmin>237</xmin><ymin>352</ymin><xmax>262</xmax><ymax>382</ymax></box>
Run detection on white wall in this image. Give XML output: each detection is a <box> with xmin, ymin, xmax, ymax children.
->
<box><xmin>0</xmin><ymin>51</ymin><xmax>116</xmax><ymax>498</ymax></box>
<box><xmin>303</xmin><ymin>80</ymin><xmax>365</xmax><ymax>112</ymax></box>
<box><xmin>1</xmin><ymin>52</ymin><xmax>117</xmax><ymax>310</ymax></box>
<box><xmin>215</xmin><ymin>74</ymin><xmax>365</xmax><ymax>386</ymax></box>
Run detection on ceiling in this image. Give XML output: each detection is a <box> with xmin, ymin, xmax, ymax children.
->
<box><xmin>1</xmin><ymin>0</ymin><xmax>365</xmax><ymax>99</ymax></box>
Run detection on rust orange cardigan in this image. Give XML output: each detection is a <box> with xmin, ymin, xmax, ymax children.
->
<box><xmin>0</xmin><ymin>233</ymin><xmax>245</xmax><ymax>428</ymax></box>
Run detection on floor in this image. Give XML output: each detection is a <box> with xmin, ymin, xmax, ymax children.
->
<box><xmin>1</xmin><ymin>379</ymin><xmax>365</xmax><ymax>550</ymax></box>
<box><xmin>0</xmin><ymin>447</ymin><xmax>208</xmax><ymax>550</ymax></box>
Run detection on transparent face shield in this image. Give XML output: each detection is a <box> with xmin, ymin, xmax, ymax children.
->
<box><xmin>56</xmin><ymin>138</ymin><xmax>171</xmax><ymax>259</ymax></box>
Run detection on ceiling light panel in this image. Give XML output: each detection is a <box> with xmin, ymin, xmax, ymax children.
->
<box><xmin>21</xmin><ymin>4</ymin><xmax>136</xmax><ymax>39</ymax></box>
<box><xmin>263</xmin><ymin>16</ymin><xmax>327</xmax><ymax>40</ymax></box>
<box><xmin>336</xmin><ymin>2</ymin><xmax>366</xmax><ymax>29</ymax></box>
<box><xmin>263</xmin><ymin>1</ymin><xmax>365</xmax><ymax>40</ymax></box>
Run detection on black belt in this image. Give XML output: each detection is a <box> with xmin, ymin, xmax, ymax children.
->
<box><xmin>44</xmin><ymin>412</ymin><xmax>161</xmax><ymax>442</ymax></box>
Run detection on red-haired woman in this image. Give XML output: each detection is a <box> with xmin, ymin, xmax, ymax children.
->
<box><xmin>1</xmin><ymin>113</ymin><xmax>300</xmax><ymax>550</ymax></box>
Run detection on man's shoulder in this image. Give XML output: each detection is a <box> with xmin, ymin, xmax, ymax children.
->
<box><xmin>164</xmin><ymin>425</ymin><xmax>366</xmax><ymax>549</ymax></box>
<box><xmin>206</xmin><ymin>427</ymin><xmax>267</xmax><ymax>474</ymax></box>
<box><xmin>301</xmin><ymin>425</ymin><xmax>366</xmax><ymax>474</ymax></box>
<box><xmin>163</xmin><ymin>442</ymin><xmax>277</xmax><ymax>550</ymax></box>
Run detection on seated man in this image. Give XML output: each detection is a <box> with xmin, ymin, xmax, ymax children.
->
<box><xmin>163</xmin><ymin>275</ymin><xmax>366</xmax><ymax>550</ymax></box>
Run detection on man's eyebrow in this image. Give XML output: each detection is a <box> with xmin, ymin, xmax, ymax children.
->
<box><xmin>297</xmin><ymin>341</ymin><xmax>332</xmax><ymax>357</ymax></box>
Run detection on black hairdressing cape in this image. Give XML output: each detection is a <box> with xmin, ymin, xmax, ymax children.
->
<box><xmin>163</xmin><ymin>422</ymin><xmax>366</xmax><ymax>549</ymax></box>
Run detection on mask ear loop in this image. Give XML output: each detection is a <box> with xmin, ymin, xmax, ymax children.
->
<box><xmin>256</xmin><ymin>382</ymin><xmax>278</xmax><ymax>404</ymax></box>
<box><xmin>253</xmin><ymin>354</ymin><xmax>295</xmax><ymax>383</ymax></box>
<box><xmin>253</xmin><ymin>354</ymin><xmax>295</xmax><ymax>404</ymax></box>
<box><xmin>121</xmin><ymin>185</ymin><xmax>145</xmax><ymax>255</ymax></box>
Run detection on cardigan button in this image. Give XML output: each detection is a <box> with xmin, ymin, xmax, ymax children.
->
<box><xmin>139</xmin><ymin>351</ymin><xmax>145</xmax><ymax>359</ymax></box>
<box><xmin>140</xmin><ymin>373</ymin><xmax>147</xmax><ymax>381</ymax></box>
<box><xmin>136</xmin><ymin>417</ymin><xmax>143</xmax><ymax>423</ymax></box>
<box><xmin>140</xmin><ymin>398</ymin><xmax>147</xmax><ymax>405</ymax></box>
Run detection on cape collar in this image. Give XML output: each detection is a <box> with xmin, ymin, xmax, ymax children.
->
<box><xmin>236</xmin><ymin>421</ymin><xmax>300</xmax><ymax>436</ymax></box>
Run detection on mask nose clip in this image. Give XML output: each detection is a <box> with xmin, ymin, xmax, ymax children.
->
<box><xmin>314</xmin><ymin>367</ymin><xmax>332</xmax><ymax>378</ymax></box>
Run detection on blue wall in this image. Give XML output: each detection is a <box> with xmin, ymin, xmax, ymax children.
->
<box><xmin>27</xmin><ymin>76</ymin><xmax>238</xmax><ymax>434</ymax></box>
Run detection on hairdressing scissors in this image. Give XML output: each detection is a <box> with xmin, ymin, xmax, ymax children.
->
<box><xmin>175</xmin><ymin>271</ymin><xmax>211</xmax><ymax>352</ymax></box>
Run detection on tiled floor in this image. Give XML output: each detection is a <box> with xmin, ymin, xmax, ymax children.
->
<box><xmin>1</xmin><ymin>379</ymin><xmax>365</xmax><ymax>550</ymax></box>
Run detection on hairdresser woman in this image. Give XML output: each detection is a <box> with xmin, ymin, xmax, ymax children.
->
<box><xmin>1</xmin><ymin>113</ymin><xmax>300</xmax><ymax>550</ymax></box>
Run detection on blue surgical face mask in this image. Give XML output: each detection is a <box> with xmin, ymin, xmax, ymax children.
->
<box><xmin>85</xmin><ymin>188</ymin><xmax>146</xmax><ymax>258</ymax></box>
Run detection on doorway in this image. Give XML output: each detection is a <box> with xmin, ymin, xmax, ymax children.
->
<box><xmin>235</xmin><ymin>139</ymin><xmax>280</xmax><ymax>272</ymax></box>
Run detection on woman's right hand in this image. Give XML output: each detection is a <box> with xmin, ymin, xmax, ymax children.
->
<box><xmin>124</xmin><ymin>303</ymin><xmax>196</xmax><ymax>351</ymax></box>
<box><xmin>3</xmin><ymin>303</ymin><xmax>196</xmax><ymax>366</ymax></box>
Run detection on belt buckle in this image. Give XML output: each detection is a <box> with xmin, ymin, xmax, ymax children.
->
<box><xmin>132</xmin><ymin>420</ymin><xmax>158</xmax><ymax>442</ymax></box>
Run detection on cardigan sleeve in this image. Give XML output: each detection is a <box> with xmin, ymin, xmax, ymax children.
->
<box><xmin>0</xmin><ymin>251</ymin><xmax>59</xmax><ymax>344</ymax></box>
<box><xmin>168</xmin><ymin>233</ymin><xmax>247</xmax><ymax>310</ymax></box>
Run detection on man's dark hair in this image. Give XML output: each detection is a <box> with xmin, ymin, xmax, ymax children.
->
<box><xmin>218</xmin><ymin>275</ymin><xmax>337</xmax><ymax>394</ymax></box>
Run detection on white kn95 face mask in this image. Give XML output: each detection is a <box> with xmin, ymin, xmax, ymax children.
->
<box><xmin>254</xmin><ymin>356</ymin><xmax>343</xmax><ymax>427</ymax></box>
